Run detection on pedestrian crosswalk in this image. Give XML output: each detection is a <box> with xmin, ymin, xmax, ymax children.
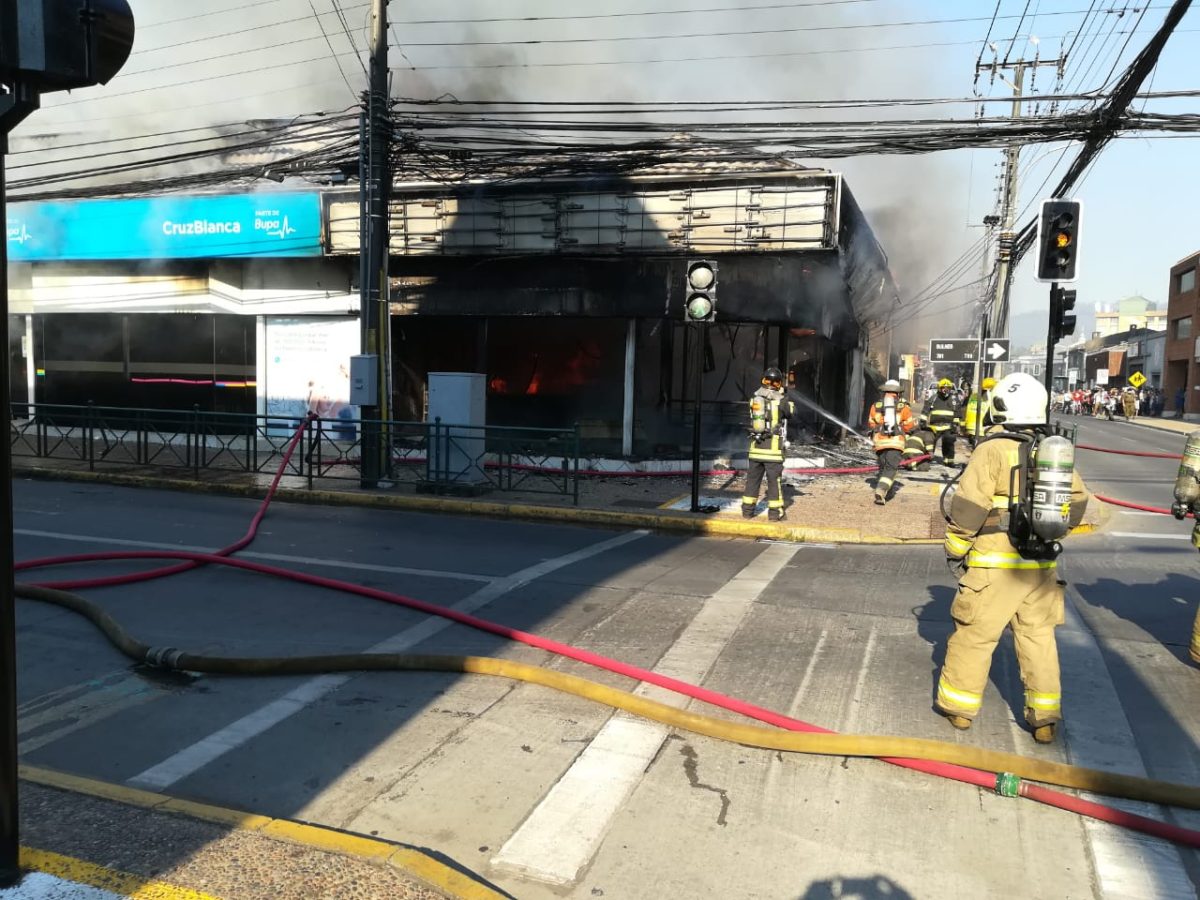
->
<box><xmin>14</xmin><ymin>530</ymin><xmax>1200</xmax><ymax>899</ymax></box>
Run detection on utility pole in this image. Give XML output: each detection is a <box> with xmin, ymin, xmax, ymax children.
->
<box><xmin>360</xmin><ymin>0</ymin><xmax>390</xmax><ymax>487</ymax></box>
<box><xmin>977</xmin><ymin>56</ymin><xmax>1064</xmax><ymax>344</ymax></box>
<box><xmin>970</xmin><ymin>217</ymin><xmax>997</xmax><ymax>445</ymax></box>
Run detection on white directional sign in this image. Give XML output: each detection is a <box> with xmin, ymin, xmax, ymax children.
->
<box><xmin>983</xmin><ymin>339</ymin><xmax>1010</xmax><ymax>361</ymax></box>
<box><xmin>928</xmin><ymin>338</ymin><xmax>1009</xmax><ymax>364</ymax></box>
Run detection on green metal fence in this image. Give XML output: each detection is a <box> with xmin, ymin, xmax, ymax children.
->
<box><xmin>11</xmin><ymin>403</ymin><xmax>581</xmax><ymax>504</ymax></box>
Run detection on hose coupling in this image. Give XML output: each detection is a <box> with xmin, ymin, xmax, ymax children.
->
<box><xmin>145</xmin><ymin>647</ymin><xmax>185</xmax><ymax>669</ymax></box>
<box><xmin>995</xmin><ymin>772</ymin><xmax>1021</xmax><ymax>799</ymax></box>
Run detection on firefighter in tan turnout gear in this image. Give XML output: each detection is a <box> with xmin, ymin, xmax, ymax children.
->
<box><xmin>937</xmin><ymin>372</ymin><xmax>1088</xmax><ymax>744</ymax></box>
<box><xmin>742</xmin><ymin>367</ymin><xmax>798</xmax><ymax>522</ymax></box>
<box><xmin>1170</xmin><ymin>429</ymin><xmax>1200</xmax><ymax>663</ymax></box>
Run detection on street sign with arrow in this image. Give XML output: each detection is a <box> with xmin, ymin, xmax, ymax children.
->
<box><xmin>983</xmin><ymin>339</ymin><xmax>1010</xmax><ymax>361</ymax></box>
<box><xmin>928</xmin><ymin>338</ymin><xmax>1010</xmax><ymax>364</ymax></box>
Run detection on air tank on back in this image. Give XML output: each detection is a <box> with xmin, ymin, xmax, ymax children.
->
<box><xmin>1030</xmin><ymin>435</ymin><xmax>1075</xmax><ymax>543</ymax></box>
<box><xmin>1172</xmin><ymin>431</ymin><xmax>1200</xmax><ymax>516</ymax></box>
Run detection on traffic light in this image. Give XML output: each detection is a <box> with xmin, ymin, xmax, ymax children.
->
<box><xmin>1050</xmin><ymin>285</ymin><xmax>1078</xmax><ymax>343</ymax></box>
<box><xmin>683</xmin><ymin>259</ymin><xmax>718</xmax><ymax>324</ymax></box>
<box><xmin>0</xmin><ymin>0</ymin><xmax>135</xmax><ymax>93</ymax></box>
<box><xmin>1035</xmin><ymin>198</ymin><xmax>1081</xmax><ymax>283</ymax></box>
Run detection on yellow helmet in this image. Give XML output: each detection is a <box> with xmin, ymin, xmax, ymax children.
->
<box><xmin>937</xmin><ymin>378</ymin><xmax>953</xmax><ymax>389</ymax></box>
<box><xmin>982</xmin><ymin>377</ymin><xmax>997</xmax><ymax>390</ymax></box>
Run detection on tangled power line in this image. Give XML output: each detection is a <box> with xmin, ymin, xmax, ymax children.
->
<box><xmin>8</xmin><ymin>94</ymin><xmax>1199</xmax><ymax>202</ymax></box>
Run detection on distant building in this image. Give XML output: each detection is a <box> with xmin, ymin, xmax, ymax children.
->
<box><xmin>1081</xmin><ymin>327</ymin><xmax>1164</xmax><ymax>390</ymax></box>
<box><xmin>1093</xmin><ymin>295</ymin><xmax>1167</xmax><ymax>338</ymax></box>
<box><xmin>1165</xmin><ymin>251</ymin><xmax>1200</xmax><ymax>417</ymax></box>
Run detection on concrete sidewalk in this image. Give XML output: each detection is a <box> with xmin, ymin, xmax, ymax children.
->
<box><xmin>12</xmin><ymin>436</ymin><xmax>1106</xmax><ymax>544</ymax></box>
<box><xmin>1125</xmin><ymin>415</ymin><xmax>1199</xmax><ymax>436</ymax></box>
<box><xmin>10</xmin><ymin>445</ymin><xmax>963</xmax><ymax>544</ymax></box>
<box><xmin>6</xmin><ymin>766</ymin><xmax>505</xmax><ymax>900</ymax></box>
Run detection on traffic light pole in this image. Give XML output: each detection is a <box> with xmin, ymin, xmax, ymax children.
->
<box><xmin>689</xmin><ymin>323</ymin><xmax>704</xmax><ymax>513</ymax></box>
<box><xmin>0</xmin><ymin>91</ymin><xmax>38</xmax><ymax>887</ymax></box>
<box><xmin>1045</xmin><ymin>282</ymin><xmax>1059</xmax><ymax>421</ymax></box>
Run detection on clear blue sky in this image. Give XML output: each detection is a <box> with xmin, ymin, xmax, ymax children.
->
<box><xmin>18</xmin><ymin>0</ymin><xmax>1200</xmax><ymax>340</ymax></box>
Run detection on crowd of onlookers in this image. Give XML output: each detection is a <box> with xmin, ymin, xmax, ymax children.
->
<box><xmin>1051</xmin><ymin>386</ymin><xmax>1178</xmax><ymax>418</ymax></box>
<box><xmin>919</xmin><ymin>381</ymin><xmax>1188</xmax><ymax>422</ymax></box>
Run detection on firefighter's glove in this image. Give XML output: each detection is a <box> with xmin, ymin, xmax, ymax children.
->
<box><xmin>946</xmin><ymin>555</ymin><xmax>968</xmax><ymax>578</ymax></box>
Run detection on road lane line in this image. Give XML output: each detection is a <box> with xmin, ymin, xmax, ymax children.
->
<box><xmin>787</xmin><ymin>629</ymin><xmax>829</xmax><ymax>718</ymax></box>
<box><xmin>1108</xmin><ymin>532</ymin><xmax>1192</xmax><ymax>541</ymax></box>
<box><xmin>126</xmin><ymin>529</ymin><xmax>650</xmax><ymax>792</ymax></box>
<box><xmin>492</xmin><ymin>542</ymin><xmax>798</xmax><ymax>886</ymax></box>
<box><xmin>14</xmin><ymin>527</ymin><xmax>495</xmax><ymax>582</ymax></box>
<box><xmin>1060</xmin><ymin>585</ymin><xmax>1193</xmax><ymax>899</ymax></box>
<box><xmin>843</xmin><ymin>626</ymin><xmax>877</xmax><ymax>734</ymax></box>
<box><xmin>18</xmin><ymin>670</ymin><xmax>167</xmax><ymax>755</ymax></box>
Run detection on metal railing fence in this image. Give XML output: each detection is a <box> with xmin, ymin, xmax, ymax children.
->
<box><xmin>11</xmin><ymin>403</ymin><xmax>580</xmax><ymax>504</ymax></box>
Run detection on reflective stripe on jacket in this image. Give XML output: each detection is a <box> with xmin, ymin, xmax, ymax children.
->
<box><xmin>921</xmin><ymin>393</ymin><xmax>960</xmax><ymax>433</ymax></box>
<box><xmin>961</xmin><ymin>394</ymin><xmax>991</xmax><ymax>434</ymax></box>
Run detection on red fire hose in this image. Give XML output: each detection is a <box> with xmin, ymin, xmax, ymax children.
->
<box><xmin>1094</xmin><ymin>494</ymin><xmax>1195</xmax><ymax>518</ymax></box>
<box><xmin>13</xmin><ymin>424</ymin><xmax>1200</xmax><ymax>849</ymax></box>
<box><xmin>1076</xmin><ymin>443</ymin><xmax>1183</xmax><ymax>460</ymax></box>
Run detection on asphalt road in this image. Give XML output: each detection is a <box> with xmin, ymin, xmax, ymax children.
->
<box><xmin>8</xmin><ymin>419</ymin><xmax>1200</xmax><ymax>900</ymax></box>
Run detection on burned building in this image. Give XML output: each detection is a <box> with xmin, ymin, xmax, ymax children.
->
<box><xmin>327</xmin><ymin>164</ymin><xmax>899</xmax><ymax>456</ymax></box>
<box><xmin>4</xmin><ymin>165</ymin><xmax>900</xmax><ymax>456</ymax></box>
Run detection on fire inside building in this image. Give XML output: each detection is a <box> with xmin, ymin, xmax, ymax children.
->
<box><xmin>328</xmin><ymin>166</ymin><xmax>900</xmax><ymax>456</ymax></box>
<box><xmin>6</xmin><ymin>166</ymin><xmax>900</xmax><ymax>457</ymax></box>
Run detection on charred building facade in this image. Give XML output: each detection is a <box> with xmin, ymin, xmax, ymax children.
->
<box><xmin>327</xmin><ymin>167</ymin><xmax>899</xmax><ymax>455</ymax></box>
<box><xmin>5</xmin><ymin>168</ymin><xmax>900</xmax><ymax>456</ymax></box>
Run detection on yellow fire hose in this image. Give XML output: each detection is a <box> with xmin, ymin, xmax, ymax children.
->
<box><xmin>16</xmin><ymin>583</ymin><xmax>1200</xmax><ymax>812</ymax></box>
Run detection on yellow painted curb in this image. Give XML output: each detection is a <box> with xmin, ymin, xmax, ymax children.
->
<box><xmin>14</xmin><ymin>464</ymin><xmax>943</xmax><ymax>545</ymax></box>
<box><xmin>19</xmin><ymin>765</ymin><xmax>506</xmax><ymax>900</ymax></box>
<box><xmin>18</xmin><ymin>847</ymin><xmax>220</xmax><ymax>899</ymax></box>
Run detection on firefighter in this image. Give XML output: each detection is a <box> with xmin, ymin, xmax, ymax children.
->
<box><xmin>742</xmin><ymin>367</ymin><xmax>797</xmax><ymax>522</ymax></box>
<box><xmin>918</xmin><ymin>378</ymin><xmax>962</xmax><ymax>467</ymax></box>
<box><xmin>867</xmin><ymin>379</ymin><xmax>916</xmax><ymax>505</ymax></box>
<box><xmin>961</xmin><ymin>377</ymin><xmax>996</xmax><ymax>448</ymax></box>
<box><xmin>937</xmin><ymin>372</ymin><xmax>1088</xmax><ymax>743</ymax></box>
<box><xmin>1170</xmin><ymin>430</ymin><xmax>1200</xmax><ymax>663</ymax></box>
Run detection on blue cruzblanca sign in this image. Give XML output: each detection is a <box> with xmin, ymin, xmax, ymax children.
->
<box><xmin>5</xmin><ymin>192</ymin><xmax>323</xmax><ymax>260</ymax></box>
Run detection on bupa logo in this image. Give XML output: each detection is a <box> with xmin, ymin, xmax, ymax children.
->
<box><xmin>254</xmin><ymin>210</ymin><xmax>297</xmax><ymax>240</ymax></box>
<box><xmin>6</xmin><ymin>223</ymin><xmax>31</xmax><ymax>245</ymax></box>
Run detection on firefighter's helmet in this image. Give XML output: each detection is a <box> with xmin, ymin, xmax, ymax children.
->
<box><xmin>982</xmin><ymin>377</ymin><xmax>997</xmax><ymax>391</ymax></box>
<box><xmin>881</xmin><ymin>379</ymin><xmax>901</xmax><ymax>393</ymax></box>
<box><xmin>937</xmin><ymin>378</ymin><xmax>954</xmax><ymax>389</ymax></box>
<box><xmin>989</xmin><ymin>373</ymin><xmax>1048</xmax><ymax>426</ymax></box>
<box><xmin>762</xmin><ymin>367</ymin><xmax>784</xmax><ymax>387</ymax></box>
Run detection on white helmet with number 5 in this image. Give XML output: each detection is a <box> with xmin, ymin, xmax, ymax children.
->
<box><xmin>989</xmin><ymin>372</ymin><xmax>1048</xmax><ymax>426</ymax></box>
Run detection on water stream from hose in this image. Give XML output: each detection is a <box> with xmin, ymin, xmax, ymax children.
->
<box><xmin>791</xmin><ymin>389</ymin><xmax>873</xmax><ymax>447</ymax></box>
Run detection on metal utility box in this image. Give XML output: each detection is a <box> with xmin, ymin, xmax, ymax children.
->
<box><xmin>349</xmin><ymin>354</ymin><xmax>378</xmax><ymax>406</ymax></box>
<box><xmin>428</xmin><ymin>372</ymin><xmax>487</xmax><ymax>485</ymax></box>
